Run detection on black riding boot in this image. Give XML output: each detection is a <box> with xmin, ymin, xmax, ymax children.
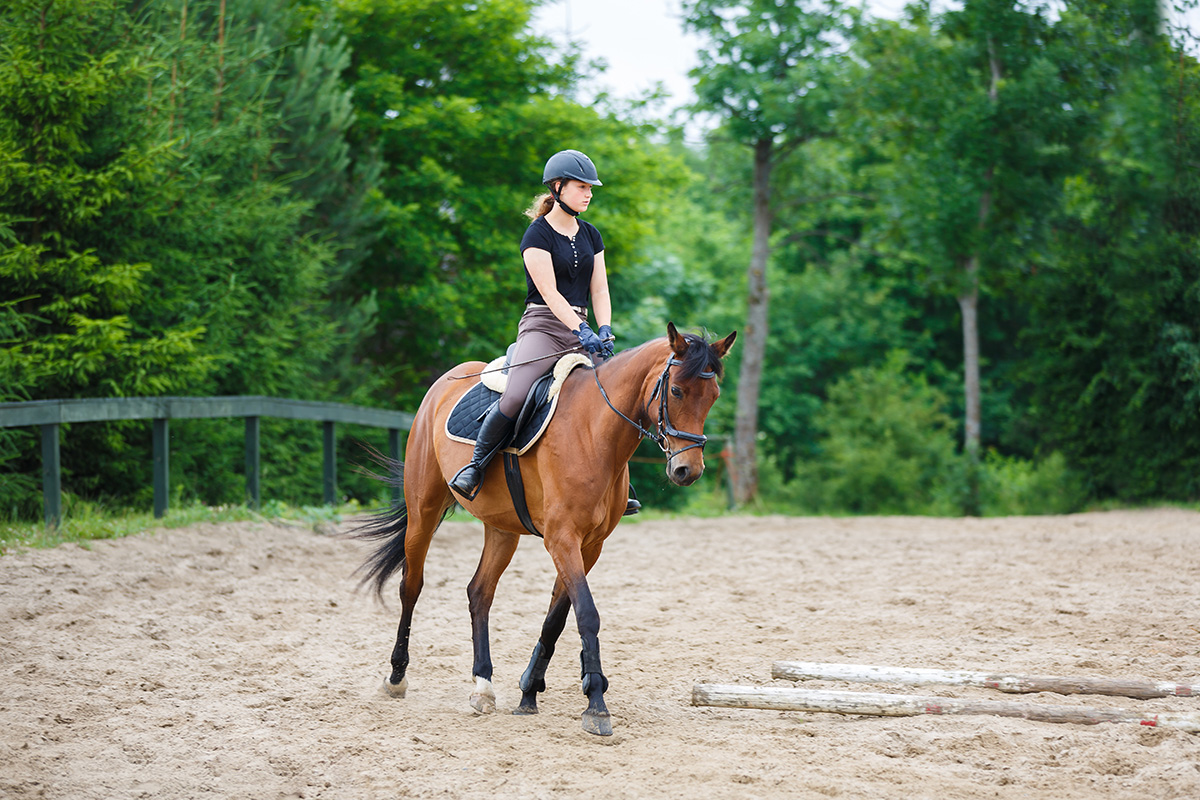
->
<box><xmin>624</xmin><ymin>482</ymin><xmax>641</xmax><ymax>516</ymax></box>
<box><xmin>449</xmin><ymin>407</ymin><xmax>515</xmax><ymax>499</ymax></box>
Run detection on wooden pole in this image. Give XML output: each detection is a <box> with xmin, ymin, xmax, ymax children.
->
<box><xmin>323</xmin><ymin>420</ymin><xmax>337</xmax><ymax>505</ymax></box>
<box><xmin>244</xmin><ymin>416</ymin><xmax>260</xmax><ymax>510</ymax></box>
<box><xmin>692</xmin><ymin>685</ymin><xmax>1200</xmax><ymax>733</ymax></box>
<box><xmin>772</xmin><ymin>661</ymin><xmax>1200</xmax><ymax>700</ymax></box>
<box><xmin>40</xmin><ymin>423</ymin><xmax>61</xmax><ymax>527</ymax></box>
<box><xmin>152</xmin><ymin>417</ymin><xmax>169</xmax><ymax>519</ymax></box>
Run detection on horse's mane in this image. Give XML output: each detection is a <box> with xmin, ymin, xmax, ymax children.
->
<box><xmin>675</xmin><ymin>332</ymin><xmax>726</xmax><ymax>381</ymax></box>
<box><xmin>612</xmin><ymin>330</ymin><xmax>726</xmax><ymax>381</ymax></box>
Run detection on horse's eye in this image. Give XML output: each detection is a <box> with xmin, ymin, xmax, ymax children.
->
<box><xmin>671</xmin><ymin>386</ymin><xmax>683</xmax><ymax>399</ymax></box>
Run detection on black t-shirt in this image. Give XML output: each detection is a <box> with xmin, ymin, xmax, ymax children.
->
<box><xmin>519</xmin><ymin>216</ymin><xmax>604</xmax><ymax>308</ymax></box>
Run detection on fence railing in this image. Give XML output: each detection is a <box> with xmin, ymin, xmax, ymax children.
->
<box><xmin>0</xmin><ymin>396</ymin><xmax>414</xmax><ymax>526</ymax></box>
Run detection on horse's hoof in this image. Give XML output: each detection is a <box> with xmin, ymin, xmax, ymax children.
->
<box><xmin>582</xmin><ymin>710</ymin><xmax>613</xmax><ymax>736</ymax></box>
<box><xmin>470</xmin><ymin>676</ymin><xmax>496</xmax><ymax>714</ymax></box>
<box><xmin>382</xmin><ymin>677</ymin><xmax>408</xmax><ymax>698</ymax></box>
<box><xmin>470</xmin><ymin>692</ymin><xmax>497</xmax><ymax>714</ymax></box>
<box><xmin>512</xmin><ymin>701</ymin><xmax>539</xmax><ymax>716</ymax></box>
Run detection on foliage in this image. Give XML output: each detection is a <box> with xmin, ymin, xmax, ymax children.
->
<box><xmin>1017</xmin><ymin>8</ymin><xmax>1200</xmax><ymax>501</ymax></box>
<box><xmin>324</xmin><ymin>0</ymin><xmax>692</xmax><ymax>408</ymax></box>
<box><xmin>0</xmin><ymin>0</ymin><xmax>210</xmax><ymax>401</ymax></box>
<box><xmin>682</xmin><ymin>0</ymin><xmax>858</xmax><ymax>504</ymax></box>
<box><xmin>797</xmin><ymin>351</ymin><xmax>960</xmax><ymax>515</ymax></box>
<box><xmin>978</xmin><ymin>450</ymin><xmax>1086</xmax><ymax>516</ymax></box>
<box><xmin>2</xmin><ymin>0</ymin><xmax>1196</xmax><ymax>524</ymax></box>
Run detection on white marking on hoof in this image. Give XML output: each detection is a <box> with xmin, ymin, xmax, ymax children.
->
<box><xmin>383</xmin><ymin>676</ymin><xmax>408</xmax><ymax>698</ymax></box>
<box><xmin>470</xmin><ymin>676</ymin><xmax>497</xmax><ymax>714</ymax></box>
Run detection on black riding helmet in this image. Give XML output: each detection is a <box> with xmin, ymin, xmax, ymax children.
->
<box><xmin>543</xmin><ymin>149</ymin><xmax>602</xmax><ymax>216</ymax></box>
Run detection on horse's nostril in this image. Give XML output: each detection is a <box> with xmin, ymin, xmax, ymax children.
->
<box><xmin>673</xmin><ymin>465</ymin><xmax>690</xmax><ymax>483</ymax></box>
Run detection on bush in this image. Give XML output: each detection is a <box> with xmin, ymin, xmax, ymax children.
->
<box><xmin>772</xmin><ymin>351</ymin><xmax>961</xmax><ymax>515</ymax></box>
<box><xmin>979</xmin><ymin>450</ymin><xmax>1087</xmax><ymax>516</ymax></box>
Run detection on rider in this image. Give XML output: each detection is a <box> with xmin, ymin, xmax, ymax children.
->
<box><xmin>449</xmin><ymin>149</ymin><xmax>639</xmax><ymax>515</ymax></box>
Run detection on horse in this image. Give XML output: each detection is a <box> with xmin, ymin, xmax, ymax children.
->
<box><xmin>351</xmin><ymin>322</ymin><xmax>736</xmax><ymax>736</ymax></box>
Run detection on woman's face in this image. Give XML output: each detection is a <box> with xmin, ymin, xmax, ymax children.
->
<box><xmin>558</xmin><ymin>179</ymin><xmax>593</xmax><ymax>213</ymax></box>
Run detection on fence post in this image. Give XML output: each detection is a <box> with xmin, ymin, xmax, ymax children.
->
<box><xmin>153</xmin><ymin>418</ymin><xmax>169</xmax><ymax>518</ymax></box>
<box><xmin>388</xmin><ymin>427</ymin><xmax>402</xmax><ymax>505</ymax></box>
<box><xmin>323</xmin><ymin>420</ymin><xmax>336</xmax><ymax>505</ymax></box>
<box><xmin>41</xmin><ymin>423</ymin><xmax>61</xmax><ymax>527</ymax></box>
<box><xmin>245</xmin><ymin>416</ymin><xmax>261</xmax><ymax>510</ymax></box>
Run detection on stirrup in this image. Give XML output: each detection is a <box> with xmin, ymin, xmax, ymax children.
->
<box><xmin>450</xmin><ymin>463</ymin><xmax>485</xmax><ymax>501</ymax></box>
<box><xmin>623</xmin><ymin>483</ymin><xmax>641</xmax><ymax>516</ymax></box>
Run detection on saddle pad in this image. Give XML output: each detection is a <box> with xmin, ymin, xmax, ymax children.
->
<box><xmin>446</xmin><ymin>354</ymin><xmax>591</xmax><ymax>455</ymax></box>
<box><xmin>480</xmin><ymin>354</ymin><xmax>508</xmax><ymax>393</ymax></box>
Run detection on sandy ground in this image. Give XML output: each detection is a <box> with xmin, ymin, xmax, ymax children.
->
<box><xmin>2</xmin><ymin>508</ymin><xmax>1199</xmax><ymax>799</ymax></box>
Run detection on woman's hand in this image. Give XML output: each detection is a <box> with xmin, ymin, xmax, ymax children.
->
<box><xmin>575</xmin><ymin>322</ymin><xmax>604</xmax><ymax>354</ymax></box>
<box><xmin>597</xmin><ymin>324</ymin><xmax>615</xmax><ymax>360</ymax></box>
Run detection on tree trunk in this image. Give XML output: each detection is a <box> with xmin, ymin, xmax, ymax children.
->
<box><xmin>958</xmin><ymin>37</ymin><xmax>1002</xmax><ymax>515</ymax></box>
<box><xmin>958</xmin><ymin>256</ymin><xmax>981</xmax><ymax>513</ymax></box>
<box><xmin>732</xmin><ymin>138</ymin><xmax>773</xmax><ymax>505</ymax></box>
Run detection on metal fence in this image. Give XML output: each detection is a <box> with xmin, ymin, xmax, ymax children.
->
<box><xmin>0</xmin><ymin>396</ymin><xmax>414</xmax><ymax>526</ymax></box>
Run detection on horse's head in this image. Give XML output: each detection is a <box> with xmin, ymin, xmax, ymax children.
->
<box><xmin>652</xmin><ymin>322</ymin><xmax>737</xmax><ymax>487</ymax></box>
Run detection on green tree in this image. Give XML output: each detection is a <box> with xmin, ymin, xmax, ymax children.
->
<box><xmin>682</xmin><ymin>0</ymin><xmax>855</xmax><ymax>505</ymax></box>
<box><xmin>0</xmin><ymin>0</ymin><xmax>209</xmax><ymax>400</ymax></box>
<box><xmin>1018</xmin><ymin>3</ymin><xmax>1199</xmax><ymax>501</ymax></box>
<box><xmin>853</xmin><ymin>0</ymin><xmax>1083</xmax><ymax>512</ymax></box>
<box><xmin>330</xmin><ymin>0</ymin><xmax>690</xmax><ymax>407</ymax></box>
<box><xmin>1</xmin><ymin>0</ymin><xmax>387</xmax><ymax>514</ymax></box>
<box><xmin>119</xmin><ymin>0</ymin><xmax>384</xmax><ymax>505</ymax></box>
<box><xmin>0</xmin><ymin>0</ymin><xmax>213</xmax><ymax>513</ymax></box>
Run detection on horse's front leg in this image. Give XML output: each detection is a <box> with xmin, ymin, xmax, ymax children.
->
<box><xmin>466</xmin><ymin>525</ymin><xmax>520</xmax><ymax>714</ymax></box>
<box><xmin>544</xmin><ymin>538</ymin><xmax>611</xmax><ymax>736</ymax></box>
<box><xmin>516</xmin><ymin>537</ymin><xmax>606</xmax><ymax>715</ymax></box>
<box><xmin>514</xmin><ymin>580</ymin><xmax>571</xmax><ymax>715</ymax></box>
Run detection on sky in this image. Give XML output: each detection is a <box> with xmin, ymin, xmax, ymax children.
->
<box><xmin>532</xmin><ymin>0</ymin><xmax>1200</xmax><ymax>127</ymax></box>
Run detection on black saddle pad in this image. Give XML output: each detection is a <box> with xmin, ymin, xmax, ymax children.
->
<box><xmin>446</xmin><ymin>371</ymin><xmax>558</xmax><ymax>454</ymax></box>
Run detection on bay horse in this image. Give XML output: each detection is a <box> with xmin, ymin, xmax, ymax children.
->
<box><xmin>352</xmin><ymin>322</ymin><xmax>736</xmax><ymax>736</ymax></box>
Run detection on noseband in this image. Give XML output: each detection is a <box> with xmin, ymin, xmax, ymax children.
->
<box><xmin>592</xmin><ymin>356</ymin><xmax>714</xmax><ymax>460</ymax></box>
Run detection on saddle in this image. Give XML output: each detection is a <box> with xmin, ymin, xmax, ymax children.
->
<box><xmin>445</xmin><ymin>351</ymin><xmax>592</xmax><ymax>455</ymax></box>
<box><xmin>445</xmin><ymin>351</ymin><xmax>592</xmax><ymax>538</ymax></box>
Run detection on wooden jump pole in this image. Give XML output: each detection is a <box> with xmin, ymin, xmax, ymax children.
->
<box><xmin>771</xmin><ymin>661</ymin><xmax>1200</xmax><ymax>700</ymax></box>
<box><xmin>692</xmin><ymin>685</ymin><xmax>1200</xmax><ymax>733</ymax></box>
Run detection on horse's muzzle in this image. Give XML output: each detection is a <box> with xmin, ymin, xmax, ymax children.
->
<box><xmin>667</xmin><ymin>457</ymin><xmax>703</xmax><ymax>487</ymax></box>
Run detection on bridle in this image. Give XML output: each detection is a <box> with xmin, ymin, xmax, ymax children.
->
<box><xmin>591</xmin><ymin>355</ymin><xmax>715</xmax><ymax>460</ymax></box>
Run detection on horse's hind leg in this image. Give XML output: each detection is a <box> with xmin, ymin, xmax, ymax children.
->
<box><xmin>383</xmin><ymin>430</ymin><xmax>453</xmax><ymax>698</ymax></box>
<box><xmin>383</xmin><ymin>500</ymin><xmax>443</xmax><ymax>697</ymax></box>
<box><xmin>466</xmin><ymin>525</ymin><xmax>520</xmax><ymax>714</ymax></box>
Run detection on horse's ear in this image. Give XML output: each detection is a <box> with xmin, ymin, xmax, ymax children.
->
<box><xmin>667</xmin><ymin>321</ymin><xmax>688</xmax><ymax>356</ymax></box>
<box><xmin>711</xmin><ymin>331</ymin><xmax>737</xmax><ymax>359</ymax></box>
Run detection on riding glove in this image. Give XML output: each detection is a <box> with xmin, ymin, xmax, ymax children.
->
<box><xmin>597</xmin><ymin>325</ymin><xmax>615</xmax><ymax>360</ymax></box>
<box><xmin>575</xmin><ymin>322</ymin><xmax>603</xmax><ymax>354</ymax></box>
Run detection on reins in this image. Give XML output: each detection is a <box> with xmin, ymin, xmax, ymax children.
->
<box><xmin>451</xmin><ymin>337</ymin><xmax>713</xmax><ymax>459</ymax></box>
<box><xmin>449</xmin><ymin>344</ymin><xmax>585</xmax><ymax>380</ymax></box>
<box><xmin>450</xmin><ymin>335</ymin><xmax>618</xmax><ymax>380</ymax></box>
<box><xmin>591</xmin><ymin>355</ymin><xmax>713</xmax><ymax>459</ymax></box>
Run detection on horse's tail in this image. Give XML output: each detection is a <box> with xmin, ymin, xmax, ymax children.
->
<box><xmin>347</xmin><ymin>447</ymin><xmax>414</xmax><ymax>600</ymax></box>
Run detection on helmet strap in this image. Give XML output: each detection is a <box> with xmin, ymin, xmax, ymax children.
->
<box><xmin>548</xmin><ymin>181</ymin><xmax>581</xmax><ymax>217</ymax></box>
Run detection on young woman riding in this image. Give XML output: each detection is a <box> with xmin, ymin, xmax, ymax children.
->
<box><xmin>448</xmin><ymin>149</ymin><xmax>638</xmax><ymax>514</ymax></box>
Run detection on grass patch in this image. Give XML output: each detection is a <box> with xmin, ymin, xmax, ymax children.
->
<box><xmin>0</xmin><ymin>497</ymin><xmax>371</xmax><ymax>555</ymax></box>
